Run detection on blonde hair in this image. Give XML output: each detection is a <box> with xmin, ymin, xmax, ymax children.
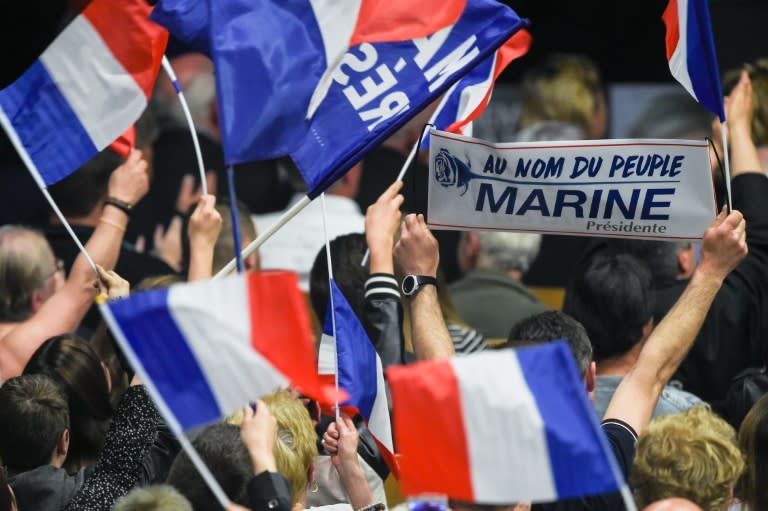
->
<box><xmin>737</xmin><ymin>394</ymin><xmax>768</xmax><ymax>511</ymax></box>
<box><xmin>631</xmin><ymin>405</ymin><xmax>745</xmax><ymax>511</ymax></box>
<box><xmin>519</xmin><ymin>54</ymin><xmax>602</xmax><ymax>135</ymax></box>
<box><xmin>262</xmin><ymin>390</ymin><xmax>317</xmax><ymax>506</ymax></box>
<box><xmin>113</xmin><ymin>485</ymin><xmax>192</xmax><ymax>511</ymax></box>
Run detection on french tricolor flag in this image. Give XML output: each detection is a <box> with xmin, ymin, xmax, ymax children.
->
<box><xmin>662</xmin><ymin>0</ymin><xmax>725</xmax><ymax>122</ymax></box>
<box><xmin>386</xmin><ymin>343</ymin><xmax>622</xmax><ymax>503</ymax></box>
<box><xmin>422</xmin><ymin>29</ymin><xmax>532</xmax><ymax>149</ymax></box>
<box><xmin>100</xmin><ymin>272</ymin><xmax>344</xmax><ymax>432</ymax></box>
<box><xmin>0</xmin><ymin>0</ymin><xmax>167</xmax><ymax>187</ymax></box>
<box><xmin>318</xmin><ymin>280</ymin><xmax>394</xmax><ymax>459</ymax></box>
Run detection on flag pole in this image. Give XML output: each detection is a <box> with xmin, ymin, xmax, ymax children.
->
<box><xmin>215</xmin><ymin>195</ymin><xmax>312</xmax><ymax>278</ymax></box>
<box><xmin>226</xmin><ymin>166</ymin><xmax>244</xmax><ymax>273</ymax></box>
<box><xmin>99</xmin><ymin>304</ymin><xmax>232</xmax><ymax>509</ymax></box>
<box><xmin>720</xmin><ymin>121</ymin><xmax>734</xmax><ymax>211</ymax></box>
<box><xmin>320</xmin><ymin>192</ymin><xmax>341</xmax><ymax>420</ymax></box>
<box><xmin>0</xmin><ymin>108</ymin><xmax>98</xmax><ymax>274</ymax></box>
<box><xmin>361</xmin><ymin>124</ymin><xmax>432</xmax><ymax>266</ymax></box>
<box><xmin>161</xmin><ymin>56</ymin><xmax>208</xmax><ymax>197</ymax></box>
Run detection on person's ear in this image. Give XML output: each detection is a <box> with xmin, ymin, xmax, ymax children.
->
<box><xmin>30</xmin><ymin>288</ymin><xmax>45</xmax><ymax>313</ymax></box>
<box><xmin>585</xmin><ymin>361</ymin><xmax>597</xmax><ymax>395</ymax></box>
<box><xmin>677</xmin><ymin>244</ymin><xmax>696</xmax><ymax>279</ymax></box>
<box><xmin>57</xmin><ymin>429</ymin><xmax>70</xmax><ymax>458</ymax></box>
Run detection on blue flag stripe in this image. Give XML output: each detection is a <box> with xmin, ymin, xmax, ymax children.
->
<box><xmin>329</xmin><ymin>281</ymin><xmax>378</xmax><ymax>418</ymax></box>
<box><xmin>107</xmin><ymin>288</ymin><xmax>223</xmax><ymax>430</ymax></box>
<box><xmin>291</xmin><ymin>5</ymin><xmax>526</xmax><ymax>198</ymax></box>
<box><xmin>516</xmin><ymin>342</ymin><xmax>621</xmax><ymax>498</ymax></box>
<box><xmin>0</xmin><ymin>61</ymin><xmax>97</xmax><ymax>186</ymax></box>
<box><xmin>685</xmin><ymin>0</ymin><xmax>724</xmax><ymax>121</ymax></box>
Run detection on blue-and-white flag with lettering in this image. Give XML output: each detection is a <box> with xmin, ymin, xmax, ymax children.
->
<box><xmin>318</xmin><ymin>279</ymin><xmax>394</xmax><ymax>460</ymax></box>
<box><xmin>421</xmin><ymin>29</ymin><xmax>531</xmax><ymax>150</ymax></box>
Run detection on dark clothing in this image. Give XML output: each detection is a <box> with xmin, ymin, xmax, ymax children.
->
<box><xmin>246</xmin><ymin>472</ymin><xmax>292</xmax><ymax>511</ymax></box>
<box><xmin>533</xmin><ymin>419</ymin><xmax>637</xmax><ymax>511</ymax></box>
<box><xmin>10</xmin><ymin>386</ymin><xmax>165</xmax><ymax>511</ymax></box>
<box><xmin>659</xmin><ymin>173</ymin><xmax>768</xmax><ymax>403</ymax></box>
<box><xmin>363</xmin><ymin>273</ymin><xmax>407</xmax><ymax>367</ymax></box>
<box><xmin>46</xmin><ymin>224</ymin><xmax>177</xmax><ymax>333</ymax></box>
<box><xmin>524</xmin><ymin>235</ymin><xmax>595</xmax><ymax>288</ymax></box>
<box><xmin>9</xmin><ymin>465</ymin><xmax>86</xmax><ymax>511</ymax></box>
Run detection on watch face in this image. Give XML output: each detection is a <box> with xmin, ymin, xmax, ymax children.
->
<box><xmin>402</xmin><ymin>275</ymin><xmax>416</xmax><ymax>295</ymax></box>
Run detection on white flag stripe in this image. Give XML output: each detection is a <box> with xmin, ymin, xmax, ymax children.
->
<box><xmin>168</xmin><ymin>276</ymin><xmax>288</xmax><ymax>415</ymax></box>
<box><xmin>668</xmin><ymin>0</ymin><xmax>696</xmax><ymax>101</ymax></box>
<box><xmin>453</xmin><ymin>53</ymin><xmax>497</xmax><ymax>124</ymax></box>
<box><xmin>41</xmin><ymin>16</ymin><xmax>147</xmax><ymax>149</ymax></box>
<box><xmin>318</xmin><ymin>333</ymin><xmax>337</xmax><ymax>375</ymax></box>
<box><xmin>452</xmin><ymin>350</ymin><xmax>557</xmax><ymax>502</ymax></box>
<box><xmin>368</xmin><ymin>355</ymin><xmax>394</xmax><ymax>451</ymax></box>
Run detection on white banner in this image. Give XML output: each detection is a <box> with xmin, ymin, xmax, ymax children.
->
<box><xmin>427</xmin><ymin>130</ymin><xmax>716</xmax><ymax>240</ymax></box>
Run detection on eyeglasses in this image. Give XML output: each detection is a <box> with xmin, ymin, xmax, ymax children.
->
<box><xmin>44</xmin><ymin>259</ymin><xmax>65</xmax><ymax>281</ymax></box>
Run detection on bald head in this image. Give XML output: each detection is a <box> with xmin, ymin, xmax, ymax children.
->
<box><xmin>643</xmin><ymin>499</ymin><xmax>703</xmax><ymax>511</ymax></box>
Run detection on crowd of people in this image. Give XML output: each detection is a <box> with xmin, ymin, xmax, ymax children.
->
<box><xmin>0</xmin><ymin>45</ymin><xmax>768</xmax><ymax>511</ymax></box>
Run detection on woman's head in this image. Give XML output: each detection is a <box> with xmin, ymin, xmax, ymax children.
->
<box><xmin>737</xmin><ymin>394</ymin><xmax>768</xmax><ymax>511</ymax></box>
<box><xmin>23</xmin><ymin>334</ymin><xmax>114</xmax><ymax>473</ymax></box>
<box><xmin>262</xmin><ymin>390</ymin><xmax>318</xmax><ymax>506</ymax></box>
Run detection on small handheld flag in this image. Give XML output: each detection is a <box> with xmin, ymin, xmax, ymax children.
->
<box><xmin>422</xmin><ymin>29</ymin><xmax>532</xmax><ymax>149</ymax></box>
<box><xmin>100</xmin><ymin>271</ymin><xmax>345</xmax><ymax>432</ymax></box>
<box><xmin>318</xmin><ymin>279</ymin><xmax>394</xmax><ymax>458</ymax></box>
<box><xmin>386</xmin><ymin>343</ymin><xmax>624</xmax><ymax>503</ymax></box>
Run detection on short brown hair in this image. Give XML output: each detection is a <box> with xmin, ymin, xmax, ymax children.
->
<box><xmin>0</xmin><ymin>374</ymin><xmax>69</xmax><ymax>471</ymax></box>
<box><xmin>631</xmin><ymin>405</ymin><xmax>744</xmax><ymax>511</ymax></box>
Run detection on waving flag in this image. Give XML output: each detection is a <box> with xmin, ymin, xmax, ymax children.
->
<box><xmin>318</xmin><ymin>280</ymin><xmax>394</xmax><ymax>457</ymax></box>
<box><xmin>0</xmin><ymin>0</ymin><xmax>167</xmax><ymax>188</ymax></box>
<box><xmin>386</xmin><ymin>343</ymin><xmax>623</xmax><ymax>503</ymax></box>
<box><xmin>100</xmin><ymin>271</ymin><xmax>344</xmax><ymax>432</ymax></box>
<box><xmin>421</xmin><ymin>29</ymin><xmax>532</xmax><ymax>149</ymax></box>
<box><xmin>289</xmin><ymin>0</ymin><xmax>528</xmax><ymax>197</ymax></box>
<box><xmin>662</xmin><ymin>0</ymin><xmax>725</xmax><ymax>121</ymax></box>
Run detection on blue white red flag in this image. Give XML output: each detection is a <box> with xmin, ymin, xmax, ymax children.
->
<box><xmin>100</xmin><ymin>271</ymin><xmax>345</xmax><ymax>432</ymax></box>
<box><xmin>421</xmin><ymin>29</ymin><xmax>532</xmax><ymax>149</ymax></box>
<box><xmin>0</xmin><ymin>0</ymin><xmax>167</xmax><ymax>187</ymax></box>
<box><xmin>662</xmin><ymin>0</ymin><xmax>725</xmax><ymax>122</ymax></box>
<box><xmin>386</xmin><ymin>342</ymin><xmax>624</xmax><ymax>503</ymax></box>
<box><xmin>318</xmin><ymin>279</ymin><xmax>394</xmax><ymax>457</ymax></box>
<box><xmin>153</xmin><ymin>0</ymin><xmax>526</xmax><ymax>198</ymax></box>
<box><xmin>289</xmin><ymin>0</ymin><xmax>528</xmax><ymax>197</ymax></box>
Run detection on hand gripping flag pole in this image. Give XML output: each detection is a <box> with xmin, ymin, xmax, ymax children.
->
<box><xmin>161</xmin><ymin>56</ymin><xmax>209</xmax><ymax>197</ymax></box>
<box><xmin>360</xmin><ymin>123</ymin><xmax>432</xmax><ymax>267</ymax></box>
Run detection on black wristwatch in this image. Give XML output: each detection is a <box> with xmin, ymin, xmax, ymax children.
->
<box><xmin>401</xmin><ymin>275</ymin><xmax>438</xmax><ymax>297</ymax></box>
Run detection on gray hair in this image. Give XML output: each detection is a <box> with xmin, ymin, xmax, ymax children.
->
<box><xmin>515</xmin><ymin>120</ymin><xmax>586</xmax><ymax>142</ymax></box>
<box><xmin>0</xmin><ymin>226</ymin><xmax>53</xmax><ymax>322</ymax></box>
<box><xmin>113</xmin><ymin>485</ymin><xmax>193</xmax><ymax>511</ymax></box>
<box><xmin>476</xmin><ymin>231</ymin><xmax>542</xmax><ymax>274</ymax></box>
<box><xmin>629</xmin><ymin>91</ymin><xmax>713</xmax><ymax>139</ymax></box>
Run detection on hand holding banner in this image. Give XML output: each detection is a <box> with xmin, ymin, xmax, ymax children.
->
<box><xmin>427</xmin><ymin>130</ymin><xmax>716</xmax><ymax>240</ymax></box>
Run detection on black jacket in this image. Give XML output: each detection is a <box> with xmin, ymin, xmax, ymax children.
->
<box><xmin>660</xmin><ymin>173</ymin><xmax>768</xmax><ymax>403</ymax></box>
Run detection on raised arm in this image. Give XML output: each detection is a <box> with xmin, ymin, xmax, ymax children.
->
<box><xmin>604</xmin><ymin>208</ymin><xmax>747</xmax><ymax>433</ymax></box>
<box><xmin>0</xmin><ymin>152</ymin><xmax>148</xmax><ymax>378</ymax></box>
<box><xmin>187</xmin><ymin>195</ymin><xmax>223</xmax><ymax>282</ymax></box>
<box><xmin>726</xmin><ymin>70</ymin><xmax>762</xmax><ymax>178</ymax></box>
<box><xmin>393</xmin><ymin>214</ymin><xmax>454</xmax><ymax>360</ymax></box>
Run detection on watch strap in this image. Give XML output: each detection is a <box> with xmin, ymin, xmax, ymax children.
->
<box><xmin>104</xmin><ymin>197</ymin><xmax>133</xmax><ymax>216</ymax></box>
